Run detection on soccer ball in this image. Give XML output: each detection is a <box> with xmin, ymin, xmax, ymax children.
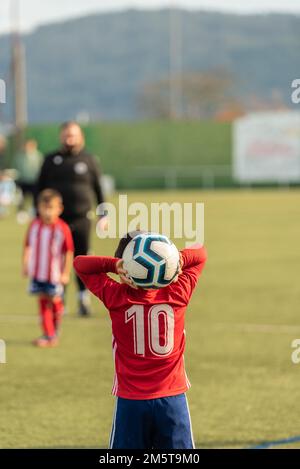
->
<box><xmin>122</xmin><ymin>233</ymin><xmax>180</xmax><ymax>289</ymax></box>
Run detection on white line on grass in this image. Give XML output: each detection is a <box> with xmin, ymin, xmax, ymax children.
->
<box><xmin>0</xmin><ymin>314</ymin><xmax>102</xmax><ymax>324</ymax></box>
<box><xmin>215</xmin><ymin>323</ymin><xmax>300</xmax><ymax>334</ymax></box>
<box><xmin>1</xmin><ymin>316</ymin><xmax>300</xmax><ymax>334</ymax></box>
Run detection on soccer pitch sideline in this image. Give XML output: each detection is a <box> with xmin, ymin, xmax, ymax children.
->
<box><xmin>0</xmin><ymin>189</ymin><xmax>300</xmax><ymax>449</ymax></box>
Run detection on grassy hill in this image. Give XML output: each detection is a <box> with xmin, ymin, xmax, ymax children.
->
<box><xmin>0</xmin><ymin>10</ymin><xmax>300</xmax><ymax>122</ymax></box>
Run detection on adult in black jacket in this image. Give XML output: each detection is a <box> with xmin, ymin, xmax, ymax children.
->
<box><xmin>36</xmin><ymin>121</ymin><xmax>106</xmax><ymax>316</ymax></box>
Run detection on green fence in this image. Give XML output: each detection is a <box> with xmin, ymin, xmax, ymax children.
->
<box><xmin>23</xmin><ymin>121</ymin><xmax>232</xmax><ymax>189</ymax></box>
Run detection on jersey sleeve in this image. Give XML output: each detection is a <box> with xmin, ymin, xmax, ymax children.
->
<box><xmin>73</xmin><ymin>256</ymin><xmax>120</xmax><ymax>309</ymax></box>
<box><xmin>170</xmin><ymin>244</ymin><xmax>207</xmax><ymax>304</ymax></box>
<box><xmin>61</xmin><ymin>222</ymin><xmax>74</xmax><ymax>253</ymax></box>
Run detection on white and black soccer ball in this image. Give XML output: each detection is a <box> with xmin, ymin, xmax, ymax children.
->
<box><xmin>122</xmin><ymin>233</ymin><xmax>180</xmax><ymax>289</ymax></box>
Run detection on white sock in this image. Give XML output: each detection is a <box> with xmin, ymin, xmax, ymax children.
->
<box><xmin>79</xmin><ymin>290</ymin><xmax>90</xmax><ymax>305</ymax></box>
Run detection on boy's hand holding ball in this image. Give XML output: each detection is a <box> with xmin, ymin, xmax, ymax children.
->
<box><xmin>116</xmin><ymin>259</ymin><xmax>138</xmax><ymax>289</ymax></box>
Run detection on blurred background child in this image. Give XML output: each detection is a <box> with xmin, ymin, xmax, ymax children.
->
<box><xmin>14</xmin><ymin>139</ymin><xmax>42</xmax><ymax>221</ymax></box>
<box><xmin>23</xmin><ymin>189</ymin><xmax>74</xmax><ymax>347</ymax></box>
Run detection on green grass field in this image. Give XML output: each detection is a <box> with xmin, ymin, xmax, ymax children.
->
<box><xmin>1</xmin><ymin>189</ymin><xmax>300</xmax><ymax>449</ymax></box>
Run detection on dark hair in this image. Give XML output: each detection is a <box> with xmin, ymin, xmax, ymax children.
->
<box><xmin>37</xmin><ymin>189</ymin><xmax>63</xmax><ymax>205</ymax></box>
<box><xmin>60</xmin><ymin>121</ymin><xmax>83</xmax><ymax>132</ymax></box>
<box><xmin>115</xmin><ymin>230</ymin><xmax>146</xmax><ymax>258</ymax></box>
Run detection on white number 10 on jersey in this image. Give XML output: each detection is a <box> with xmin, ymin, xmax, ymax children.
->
<box><xmin>125</xmin><ymin>304</ymin><xmax>175</xmax><ymax>357</ymax></box>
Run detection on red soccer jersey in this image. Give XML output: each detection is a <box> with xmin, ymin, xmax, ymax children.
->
<box><xmin>25</xmin><ymin>217</ymin><xmax>74</xmax><ymax>284</ymax></box>
<box><xmin>74</xmin><ymin>245</ymin><xmax>207</xmax><ymax>400</ymax></box>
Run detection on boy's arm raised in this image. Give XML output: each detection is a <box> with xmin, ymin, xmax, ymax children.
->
<box><xmin>173</xmin><ymin>244</ymin><xmax>207</xmax><ymax>302</ymax></box>
<box><xmin>181</xmin><ymin>244</ymin><xmax>207</xmax><ymax>270</ymax></box>
<box><xmin>73</xmin><ymin>256</ymin><xmax>121</xmax><ymax>308</ymax></box>
<box><xmin>74</xmin><ymin>256</ymin><xmax>118</xmax><ymax>276</ymax></box>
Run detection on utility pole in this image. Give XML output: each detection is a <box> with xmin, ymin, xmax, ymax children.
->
<box><xmin>169</xmin><ymin>7</ymin><xmax>183</xmax><ymax>120</ymax></box>
<box><xmin>11</xmin><ymin>0</ymin><xmax>27</xmax><ymax>153</ymax></box>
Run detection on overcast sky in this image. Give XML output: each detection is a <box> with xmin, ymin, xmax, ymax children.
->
<box><xmin>1</xmin><ymin>0</ymin><xmax>300</xmax><ymax>34</ymax></box>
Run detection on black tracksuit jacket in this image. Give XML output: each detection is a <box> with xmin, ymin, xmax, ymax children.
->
<box><xmin>36</xmin><ymin>147</ymin><xmax>104</xmax><ymax>221</ymax></box>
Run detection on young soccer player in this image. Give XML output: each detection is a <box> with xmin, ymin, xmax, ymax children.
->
<box><xmin>73</xmin><ymin>232</ymin><xmax>207</xmax><ymax>449</ymax></box>
<box><xmin>23</xmin><ymin>189</ymin><xmax>74</xmax><ymax>347</ymax></box>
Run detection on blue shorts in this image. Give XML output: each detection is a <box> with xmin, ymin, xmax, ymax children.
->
<box><xmin>109</xmin><ymin>393</ymin><xmax>195</xmax><ymax>450</ymax></box>
<box><xmin>29</xmin><ymin>279</ymin><xmax>64</xmax><ymax>297</ymax></box>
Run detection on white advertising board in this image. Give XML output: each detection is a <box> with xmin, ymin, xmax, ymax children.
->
<box><xmin>233</xmin><ymin>111</ymin><xmax>300</xmax><ymax>183</ymax></box>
